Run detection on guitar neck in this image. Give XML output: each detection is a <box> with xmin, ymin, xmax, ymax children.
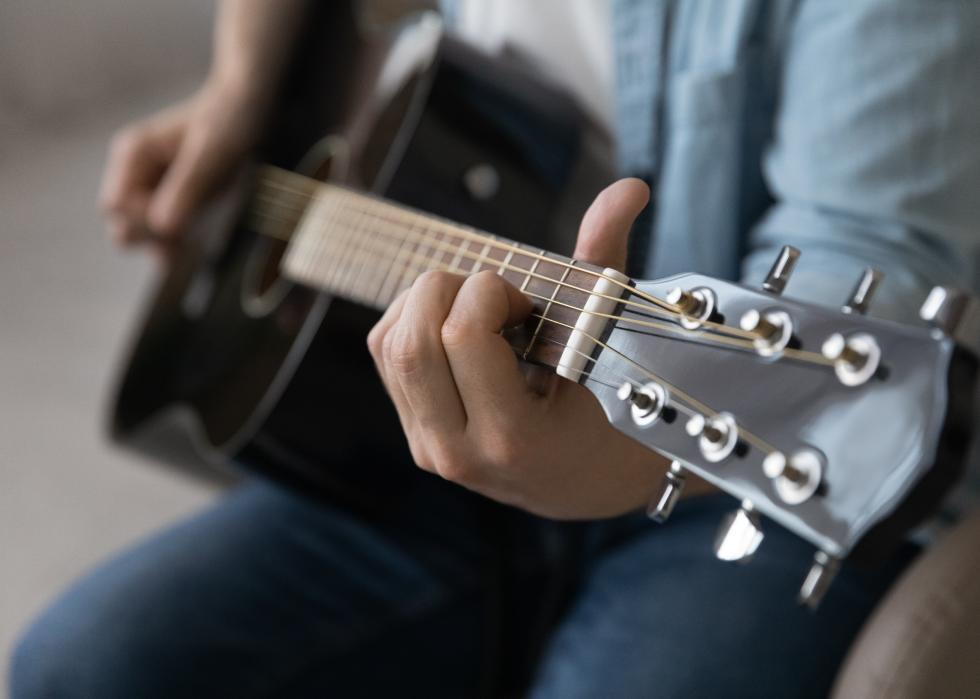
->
<box><xmin>254</xmin><ymin>167</ymin><xmax>624</xmax><ymax>374</ymax></box>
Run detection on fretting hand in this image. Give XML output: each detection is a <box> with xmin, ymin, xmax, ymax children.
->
<box><xmin>368</xmin><ymin>179</ymin><xmax>712</xmax><ymax>519</ymax></box>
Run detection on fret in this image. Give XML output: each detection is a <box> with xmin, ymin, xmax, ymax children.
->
<box><xmin>428</xmin><ymin>228</ymin><xmax>448</xmax><ymax>273</ymax></box>
<box><xmin>333</xmin><ymin>203</ymin><xmax>371</xmax><ymax>296</ymax></box>
<box><xmin>311</xmin><ymin>191</ymin><xmax>346</xmax><ymax>286</ymax></box>
<box><xmin>325</xmin><ymin>198</ymin><xmax>363</xmax><ymax>291</ymax></box>
<box><xmin>521</xmin><ymin>248</ymin><xmax>545</xmax><ymax>292</ymax></box>
<box><xmin>447</xmin><ymin>235</ymin><xmax>469</xmax><ymax>273</ymax></box>
<box><xmin>375</xmin><ymin>222</ymin><xmax>417</xmax><ymax>307</ymax></box>
<box><xmin>524</xmin><ymin>258</ymin><xmax>575</xmax><ymax>358</ymax></box>
<box><xmin>391</xmin><ymin>222</ymin><xmax>428</xmax><ymax>299</ymax></box>
<box><xmin>497</xmin><ymin>248</ymin><xmax>515</xmax><ymax>277</ymax></box>
<box><xmin>470</xmin><ymin>240</ymin><xmax>493</xmax><ymax>273</ymax></box>
<box><xmin>344</xmin><ymin>211</ymin><xmax>380</xmax><ymax>303</ymax></box>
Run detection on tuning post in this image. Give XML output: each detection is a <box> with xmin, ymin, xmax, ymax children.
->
<box><xmin>763</xmin><ymin>448</ymin><xmax>823</xmax><ymax>505</ymax></box>
<box><xmin>714</xmin><ymin>500</ymin><xmax>764</xmax><ymax>563</ymax></box>
<box><xmin>821</xmin><ymin>332</ymin><xmax>881</xmax><ymax>386</ymax></box>
<box><xmin>762</xmin><ymin>245</ymin><xmax>800</xmax><ymax>295</ymax></box>
<box><xmin>843</xmin><ymin>267</ymin><xmax>884</xmax><ymax>315</ymax></box>
<box><xmin>666</xmin><ymin>286</ymin><xmax>716</xmax><ymax>330</ymax></box>
<box><xmin>740</xmin><ymin>308</ymin><xmax>794</xmax><ymax>357</ymax></box>
<box><xmin>647</xmin><ymin>460</ymin><xmax>686</xmax><ymax>524</ymax></box>
<box><xmin>618</xmin><ymin>381</ymin><xmax>668</xmax><ymax>427</ymax></box>
<box><xmin>798</xmin><ymin>550</ymin><xmax>840</xmax><ymax>610</ymax></box>
<box><xmin>686</xmin><ymin>412</ymin><xmax>739</xmax><ymax>462</ymax></box>
<box><xmin>920</xmin><ymin>286</ymin><xmax>980</xmax><ymax>356</ymax></box>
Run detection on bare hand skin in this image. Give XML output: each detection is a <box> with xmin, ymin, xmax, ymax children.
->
<box><xmin>368</xmin><ymin>179</ymin><xmax>713</xmax><ymax>520</ymax></box>
<box><xmin>98</xmin><ymin>83</ymin><xmax>264</xmax><ymax>261</ymax></box>
<box><xmin>98</xmin><ymin>0</ymin><xmax>310</xmax><ymax>262</ymax></box>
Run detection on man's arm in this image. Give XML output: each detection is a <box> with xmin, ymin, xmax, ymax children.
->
<box><xmin>743</xmin><ymin>0</ymin><xmax>980</xmax><ymax>321</ymax></box>
<box><xmin>99</xmin><ymin>0</ymin><xmax>321</xmax><ymax>253</ymax></box>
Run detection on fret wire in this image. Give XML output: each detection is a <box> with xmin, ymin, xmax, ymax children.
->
<box><xmin>330</xmin><ymin>201</ymin><xmax>368</xmax><ymax>294</ymax></box>
<box><xmin>497</xmin><ymin>248</ymin><xmax>515</xmax><ymax>278</ymax></box>
<box><xmin>524</xmin><ymin>258</ymin><xmax>575</xmax><ymax>359</ymax></box>
<box><xmin>471</xmin><ymin>239</ymin><xmax>493</xmax><ymax>274</ymax></box>
<box><xmin>309</xmin><ymin>190</ymin><xmax>344</xmax><ymax>284</ymax></box>
<box><xmin>257</xmin><ymin>188</ymin><xmax>762</xmax><ymax>342</ymax></box>
<box><xmin>320</xmin><ymin>196</ymin><xmax>359</xmax><ymax>290</ymax></box>
<box><xmin>277</xmin><ymin>203</ymin><xmax>821</xmax><ymax>361</ymax></box>
<box><xmin>376</xmin><ymin>219</ymin><xmax>418</xmax><ymax>306</ymax></box>
<box><xmin>521</xmin><ymin>248</ymin><xmax>544</xmax><ymax>292</ymax></box>
<box><xmin>343</xmin><ymin>205</ymin><xmax>380</xmax><ymax>302</ymax></box>
<box><xmin>261</xmin><ymin>172</ymin><xmax>682</xmax><ymax>314</ymax></box>
<box><xmin>260</xmin><ymin>191</ymin><xmax>824</xmax><ymax>359</ymax></box>
<box><xmin>448</xmin><ymin>236</ymin><xmax>469</xmax><ymax>273</ymax></box>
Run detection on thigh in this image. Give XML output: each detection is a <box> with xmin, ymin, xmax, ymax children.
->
<box><xmin>10</xmin><ymin>477</ymin><xmax>492</xmax><ymax>699</ymax></box>
<box><xmin>529</xmin><ymin>494</ymin><xmax>919</xmax><ymax>699</ymax></box>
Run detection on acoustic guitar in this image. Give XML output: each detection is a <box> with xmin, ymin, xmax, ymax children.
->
<box><xmin>110</xmin><ymin>12</ymin><xmax>979</xmax><ymax>607</ymax></box>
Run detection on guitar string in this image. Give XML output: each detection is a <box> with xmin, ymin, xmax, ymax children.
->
<box><xmin>250</xmin><ymin>201</ymin><xmax>832</xmax><ymax>367</ymax></box>
<box><xmin>257</xmin><ymin>182</ymin><xmax>834</xmax><ymax>367</ymax></box>
<box><xmin>260</xmin><ymin>169</ymin><xmax>688</xmax><ymax>315</ymax></box>
<box><xmin>255</xmin><ymin>201</ymin><xmax>780</xmax><ymax>455</ymax></box>
<box><xmin>253</xmin><ymin>185</ymin><xmax>781</xmax><ymax>348</ymax></box>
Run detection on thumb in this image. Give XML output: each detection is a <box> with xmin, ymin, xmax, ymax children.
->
<box><xmin>573</xmin><ymin>178</ymin><xmax>650</xmax><ymax>272</ymax></box>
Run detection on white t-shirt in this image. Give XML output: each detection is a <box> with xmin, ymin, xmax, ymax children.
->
<box><xmin>451</xmin><ymin>0</ymin><xmax>615</xmax><ymax>131</ymax></box>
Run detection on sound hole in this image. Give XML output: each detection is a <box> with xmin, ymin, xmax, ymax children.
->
<box><xmin>241</xmin><ymin>235</ymin><xmax>292</xmax><ymax>318</ymax></box>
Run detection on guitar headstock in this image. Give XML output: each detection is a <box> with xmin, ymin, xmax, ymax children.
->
<box><xmin>587</xmin><ymin>247</ymin><xmax>979</xmax><ymax>607</ymax></box>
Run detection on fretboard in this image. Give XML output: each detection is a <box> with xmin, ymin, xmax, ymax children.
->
<box><xmin>255</xmin><ymin>167</ymin><xmax>620</xmax><ymax>374</ymax></box>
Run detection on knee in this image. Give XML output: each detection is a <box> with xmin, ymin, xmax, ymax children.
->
<box><xmin>8</xmin><ymin>592</ymin><xmax>146</xmax><ymax>699</ymax></box>
<box><xmin>9</xmin><ymin>611</ymin><xmax>77</xmax><ymax>699</ymax></box>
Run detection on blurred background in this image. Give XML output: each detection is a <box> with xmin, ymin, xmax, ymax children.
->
<box><xmin>0</xmin><ymin>1</ymin><xmax>221</xmax><ymax>683</ymax></box>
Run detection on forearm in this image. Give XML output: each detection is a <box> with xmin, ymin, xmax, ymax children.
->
<box><xmin>208</xmin><ymin>0</ymin><xmax>316</xmax><ymax>102</ymax></box>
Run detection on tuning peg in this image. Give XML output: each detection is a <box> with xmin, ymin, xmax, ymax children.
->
<box><xmin>762</xmin><ymin>245</ymin><xmax>800</xmax><ymax>295</ymax></box>
<box><xmin>798</xmin><ymin>550</ymin><xmax>840</xmax><ymax>610</ymax></box>
<box><xmin>647</xmin><ymin>461</ymin><xmax>686</xmax><ymax>523</ymax></box>
<box><xmin>666</xmin><ymin>286</ymin><xmax>716</xmax><ymax>330</ymax></box>
<box><xmin>762</xmin><ymin>449</ymin><xmax>823</xmax><ymax>505</ymax></box>
<box><xmin>686</xmin><ymin>412</ymin><xmax>739</xmax><ymax>462</ymax></box>
<box><xmin>821</xmin><ymin>332</ymin><xmax>881</xmax><ymax>386</ymax></box>
<box><xmin>739</xmin><ymin>308</ymin><xmax>794</xmax><ymax>357</ymax></box>
<box><xmin>618</xmin><ymin>381</ymin><xmax>668</xmax><ymax>426</ymax></box>
<box><xmin>714</xmin><ymin>501</ymin><xmax>764</xmax><ymax>562</ymax></box>
<box><xmin>843</xmin><ymin>267</ymin><xmax>884</xmax><ymax>315</ymax></box>
<box><xmin>920</xmin><ymin>286</ymin><xmax>980</xmax><ymax>355</ymax></box>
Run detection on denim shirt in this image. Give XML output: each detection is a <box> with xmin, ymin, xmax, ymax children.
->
<box><xmin>441</xmin><ymin>1</ymin><xmax>980</xmax><ymax>513</ymax></box>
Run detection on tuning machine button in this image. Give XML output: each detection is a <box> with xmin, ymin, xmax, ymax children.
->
<box><xmin>686</xmin><ymin>412</ymin><xmax>739</xmax><ymax>462</ymax></box>
<box><xmin>762</xmin><ymin>245</ymin><xmax>800</xmax><ymax>295</ymax></box>
<box><xmin>821</xmin><ymin>332</ymin><xmax>881</xmax><ymax>386</ymax></box>
<box><xmin>740</xmin><ymin>309</ymin><xmax>794</xmax><ymax>357</ymax></box>
<box><xmin>714</xmin><ymin>501</ymin><xmax>764</xmax><ymax>562</ymax></box>
<box><xmin>647</xmin><ymin>460</ymin><xmax>686</xmax><ymax>524</ymax></box>
<box><xmin>618</xmin><ymin>381</ymin><xmax>668</xmax><ymax>427</ymax></box>
<box><xmin>763</xmin><ymin>449</ymin><xmax>823</xmax><ymax>505</ymax></box>
<box><xmin>920</xmin><ymin>286</ymin><xmax>980</xmax><ymax>356</ymax></box>
<box><xmin>666</xmin><ymin>286</ymin><xmax>716</xmax><ymax>330</ymax></box>
<box><xmin>843</xmin><ymin>268</ymin><xmax>884</xmax><ymax>315</ymax></box>
<box><xmin>798</xmin><ymin>550</ymin><xmax>840</xmax><ymax>610</ymax></box>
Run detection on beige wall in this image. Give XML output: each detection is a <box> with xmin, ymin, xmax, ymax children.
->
<box><xmin>0</xmin><ymin>1</ymin><xmax>213</xmax><ymax>125</ymax></box>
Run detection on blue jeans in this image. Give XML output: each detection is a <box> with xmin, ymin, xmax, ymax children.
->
<box><xmin>10</xmin><ymin>475</ymin><xmax>916</xmax><ymax>698</ymax></box>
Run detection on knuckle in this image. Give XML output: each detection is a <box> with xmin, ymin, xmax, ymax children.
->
<box><xmin>481</xmin><ymin>424</ymin><xmax>523</xmax><ymax>467</ymax></box>
<box><xmin>388</xmin><ymin>330</ymin><xmax>423</xmax><ymax>378</ymax></box>
<box><xmin>413</xmin><ymin>270</ymin><xmax>456</xmax><ymax>295</ymax></box>
<box><xmin>439</xmin><ymin>315</ymin><xmax>471</xmax><ymax>348</ymax></box>
<box><xmin>366</xmin><ymin>325</ymin><xmax>384</xmax><ymax>360</ymax></box>
<box><xmin>435</xmin><ymin>454</ymin><xmax>471</xmax><ymax>484</ymax></box>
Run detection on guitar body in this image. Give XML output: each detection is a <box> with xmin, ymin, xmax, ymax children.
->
<box><xmin>110</xmin><ymin>12</ymin><xmax>613</xmax><ymax>504</ymax></box>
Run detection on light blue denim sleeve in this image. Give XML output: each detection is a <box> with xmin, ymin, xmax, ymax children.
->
<box><xmin>742</xmin><ymin>0</ymin><xmax>980</xmax><ymax>324</ymax></box>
